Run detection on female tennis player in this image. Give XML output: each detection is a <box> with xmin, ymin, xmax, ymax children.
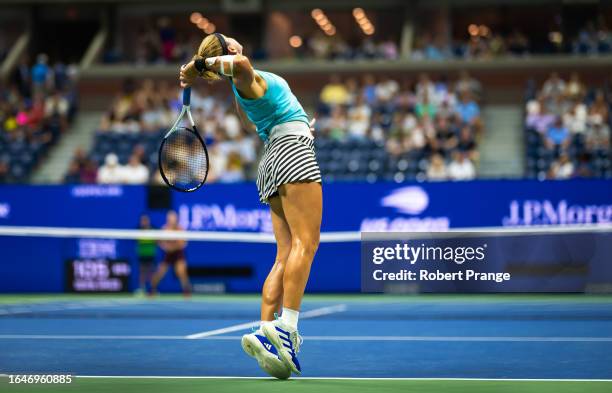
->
<box><xmin>179</xmin><ymin>33</ymin><xmax>322</xmax><ymax>377</ymax></box>
<box><xmin>150</xmin><ymin>210</ymin><xmax>192</xmax><ymax>297</ymax></box>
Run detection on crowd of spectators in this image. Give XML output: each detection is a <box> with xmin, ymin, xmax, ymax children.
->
<box><xmin>412</xmin><ymin>29</ymin><xmax>532</xmax><ymax>61</ymax></box>
<box><xmin>64</xmin><ymin>78</ymin><xmax>258</xmax><ymax>184</ymax></box>
<box><xmin>413</xmin><ymin>20</ymin><xmax>612</xmax><ymax>61</ymax></box>
<box><xmin>571</xmin><ymin>20</ymin><xmax>612</xmax><ymax>55</ymax></box>
<box><xmin>298</xmin><ymin>33</ymin><xmax>399</xmax><ymax>61</ymax></box>
<box><xmin>525</xmin><ymin>72</ymin><xmax>611</xmax><ymax>179</ymax></box>
<box><xmin>315</xmin><ymin>71</ymin><xmax>483</xmax><ymax>181</ymax></box>
<box><xmin>104</xmin><ymin>17</ymin><xmax>201</xmax><ymax>64</ymax></box>
<box><xmin>0</xmin><ymin>54</ymin><xmax>77</xmax><ymax>183</ymax></box>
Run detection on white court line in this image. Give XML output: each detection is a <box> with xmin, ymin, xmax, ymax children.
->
<box><xmin>1</xmin><ymin>334</ymin><xmax>611</xmax><ymax>342</ymax></box>
<box><xmin>0</xmin><ymin>374</ymin><xmax>609</xmax><ymax>381</ymax></box>
<box><xmin>0</xmin><ymin>300</ymin><xmax>143</xmax><ymax>316</ymax></box>
<box><xmin>66</xmin><ymin>376</ymin><xmax>612</xmax><ymax>382</ymax></box>
<box><xmin>185</xmin><ymin>304</ymin><xmax>348</xmax><ymax>339</ymax></box>
<box><xmin>299</xmin><ymin>336</ymin><xmax>612</xmax><ymax>342</ymax></box>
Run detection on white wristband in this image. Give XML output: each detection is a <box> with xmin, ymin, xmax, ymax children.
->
<box><xmin>205</xmin><ymin>55</ymin><xmax>235</xmax><ymax>76</ymax></box>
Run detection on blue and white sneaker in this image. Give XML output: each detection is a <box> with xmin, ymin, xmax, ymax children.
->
<box><xmin>241</xmin><ymin>330</ymin><xmax>291</xmax><ymax>380</ymax></box>
<box><xmin>261</xmin><ymin>320</ymin><xmax>303</xmax><ymax>375</ymax></box>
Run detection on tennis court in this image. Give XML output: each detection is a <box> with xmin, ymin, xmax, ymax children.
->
<box><xmin>1</xmin><ymin>294</ymin><xmax>611</xmax><ymax>392</ymax></box>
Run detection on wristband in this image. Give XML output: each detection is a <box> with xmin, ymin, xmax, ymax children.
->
<box><xmin>194</xmin><ymin>58</ymin><xmax>206</xmax><ymax>75</ymax></box>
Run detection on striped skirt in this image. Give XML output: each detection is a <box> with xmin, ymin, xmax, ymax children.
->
<box><xmin>256</xmin><ymin>134</ymin><xmax>322</xmax><ymax>204</ymax></box>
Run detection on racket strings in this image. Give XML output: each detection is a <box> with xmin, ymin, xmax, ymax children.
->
<box><xmin>160</xmin><ymin>127</ymin><xmax>208</xmax><ymax>191</ymax></box>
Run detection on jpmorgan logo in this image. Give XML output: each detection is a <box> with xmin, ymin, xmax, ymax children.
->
<box><xmin>381</xmin><ymin>186</ymin><xmax>429</xmax><ymax>215</ymax></box>
<box><xmin>178</xmin><ymin>204</ymin><xmax>273</xmax><ymax>233</ymax></box>
<box><xmin>503</xmin><ymin>200</ymin><xmax>612</xmax><ymax>226</ymax></box>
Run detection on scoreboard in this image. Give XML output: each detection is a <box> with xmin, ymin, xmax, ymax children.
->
<box><xmin>65</xmin><ymin>259</ymin><xmax>131</xmax><ymax>293</ymax></box>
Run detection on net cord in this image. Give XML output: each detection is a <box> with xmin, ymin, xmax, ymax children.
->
<box><xmin>0</xmin><ymin>224</ymin><xmax>609</xmax><ymax>243</ymax></box>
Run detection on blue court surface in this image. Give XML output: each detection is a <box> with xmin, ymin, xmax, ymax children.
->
<box><xmin>1</xmin><ymin>294</ymin><xmax>611</xmax><ymax>382</ymax></box>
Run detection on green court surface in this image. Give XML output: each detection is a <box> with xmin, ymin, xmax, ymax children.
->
<box><xmin>2</xmin><ymin>377</ymin><xmax>612</xmax><ymax>393</ymax></box>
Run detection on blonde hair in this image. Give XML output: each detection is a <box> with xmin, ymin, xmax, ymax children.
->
<box><xmin>194</xmin><ymin>34</ymin><xmax>224</xmax><ymax>82</ymax></box>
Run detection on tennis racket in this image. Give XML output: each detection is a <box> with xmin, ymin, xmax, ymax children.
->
<box><xmin>158</xmin><ymin>87</ymin><xmax>210</xmax><ymax>192</ymax></box>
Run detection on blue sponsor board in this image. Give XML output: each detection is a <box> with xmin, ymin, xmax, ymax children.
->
<box><xmin>0</xmin><ymin>179</ymin><xmax>610</xmax><ymax>293</ymax></box>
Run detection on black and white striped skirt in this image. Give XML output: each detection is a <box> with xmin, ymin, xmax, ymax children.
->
<box><xmin>256</xmin><ymin>134</ymin><xmax>322</xmax><ymax>204</ymax></box>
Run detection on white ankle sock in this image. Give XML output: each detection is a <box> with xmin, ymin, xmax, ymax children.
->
<box><xmin>281</xmin><ymin>307</ymin><xmax>299</xmax><ymax>330</ymax></box>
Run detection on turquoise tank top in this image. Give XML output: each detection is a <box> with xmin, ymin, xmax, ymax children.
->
<box><xmin>231</xmin><ymin>70</ymin><xmax>309</xmax><ymax>142</ymax></box>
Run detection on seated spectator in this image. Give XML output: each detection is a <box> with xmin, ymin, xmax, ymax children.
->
<box><xmin>44</xmin><ymin>90</ymin><xmax>70</xmax><ymax>128</ymax></box>
<box><xmin>455</xmin><ymin>71</ymin><xmax>482</xmax><ymax>100</ymax></box>
<box><xmin>526</xmin><ymin>98</ymin><xmax>556</xmax><ymax>134</ymax></box>
<box><xmin>415</xmin><ymin>91</ymin><xmax>436</xmax><ymax>119</ymax></box>
<box><xmin>31</xmin><ymin>54</ymin><xmax>50</xmax><ymax>95</ymax></box>
<box><xmin>80</xmin><ymin>159</ymin><xmax>98</xmax><ymax>184</ymax></box>
<box><xmin>572</xmin><ymin>22</ymin><xmax>598</xmax><ymax>54</ymax></box>
<box><xmin>323</xmin><ymin>106</ymin><xmax>347</xmax><ymax>140</ymax></box>
<box><xmin>542</xmin><ymin>72</ymin><xmax>566</xmax><ymax>101</ymax></box>
<box><xmin>548</xmin><ymin>154</ymin><xmax>574</xmax><ymax>179</ymax></box>
<box><xmin>415</xmin><ymin>73</ymin><xmax>436</xmax><ymax>104</ymax></box>
<box><xmin>565</xmin><ymin>73</ymin><xmax>586</xmax><ymax>100</ymax></box>
<box><xmin>222</xmin><ymin>108</ymin><xmax>242</xmax><ymax>139</ymax></box>
<box><xmin>545</xmin><ymin>117</ymin><xmax>570</xmax><ymax>151</ymax></box>
<box><xmin>426</xmin><ymin>154</ymin><xmax>448</xmax><ymax>181</ymax></box>
<box><xmin>319</xmin><ymin>74</ymin><xmax>349</xmax><ymax>109</ymax></box>
<box><xmin>588</xmin><ymin>91</ymin><xmax>609</xmax><ymax>127</ymax></box>
<box><xmin>378</xmin><ymin>37</ymin><xmax>399</xmax><ymax>59</ymax></box>
<box><xmin>361</xmin><ymin>74</ymin><xmax>377</xmax><ymax>106</ymax></box>
<box><xmin>97</xmin><ymin>153</ymin><xmax>124</xmax><ymax>184</ymax></box>
<box><xmin>0</xmin><ymin>161</ymin><xmax>9</xmax><ymax>182</ymax></box>
<box><xmin>457</xmin><ymin>126</ymin><xmax>479</xmax><ymax>162</ymax></box>
<box><xmin>586</xmin><ymin>122</ymin><xmax>610</xmax><ymax>152</ymax></box>
<box><xmin>64</xmin><ymin>161</ymin><xmax>81</xmax><ymax>184</ymax></box>
<box><xmin>375</xmin><ymin>77</ymin><xmax>400</xmax><ymax>104</ymax></box>
<box><xmin>123</xmin><ymin>155</ymin><xmax>150</xmax><ymax>184</ymax></box>
<box><xmin>455</xmin><ymin>92</ymin><xmax>483</xmax><ymax>134</ymax></box>
<box><xmin>447</xmin><ymin>151</ymin><xmax>476</xmax><ymax>181</ymax></box>
<box><xmin>563</xmin><ymin>100</ymin><xmax>588</xmax><ymax>134</ymax></box>
<box><xmin>346</xmin><ymin>95</ymin><xmax>371</xmax><ymax>140</ymax></box>
<box><xmin>507</xmin><ymin>30</ymin><xmax>530</xmax><ymax>55</ymax></box>
<box><xmin>574</xmin><ymin>153</ymin><xmax>594</xmax><ymax>178</ymax></box>
<box><xmin>218</xmin><ymin>152</ymin><xmax>246</xmax><ymax>183</ymax></box>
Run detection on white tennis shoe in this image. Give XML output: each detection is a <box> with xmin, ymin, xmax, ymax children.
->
<box><xmin>261</xmin><ymin>320</ymin><xmax>302</xmax><ymax>375</ymax></box>
<box><xmin>241</xmin><ymin>330</ymin><xmax>291</xmax><ymax>380</ymax></box>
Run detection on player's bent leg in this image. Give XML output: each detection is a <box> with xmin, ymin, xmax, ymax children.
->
<box><xmin>261</xmin><ymin>196</ymin><xmax>291</xmax><ymax>321</ymax></box>
<box><xmin>262</xmin><ymin>181</ymin><xmax>322</xmax><ymax>375</ymax></box>
<box><xmin>174</xmin><ymin>260</ymin><xmax>192</xmax><ymax>296</ymax></box>
<box><xmin>150</xmin><ymin>262</ymin><xmax>169</xmax><ymax>295</ymax></box>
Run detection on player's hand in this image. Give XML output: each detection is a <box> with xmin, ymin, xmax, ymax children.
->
<box><xmin>179</xmin><ymin>61</ymin><xmax>198</xmax><ymax>88</ymax></box>
<box><xmin>309</xmin><ymin>118</ymin><xmax>317</xmax><ymax>133</ymax></box>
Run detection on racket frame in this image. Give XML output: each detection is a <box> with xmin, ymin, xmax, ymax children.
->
<box><xmin>158</xmin><ymin>88</ymin><xmax>210</xmax><ymax>192</ymax></box>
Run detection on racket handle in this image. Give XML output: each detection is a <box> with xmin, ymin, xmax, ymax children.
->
<box><xmin>182</xmin><ymin>87</ymin><xmax>191</xmax><ymax>106</ymax></box>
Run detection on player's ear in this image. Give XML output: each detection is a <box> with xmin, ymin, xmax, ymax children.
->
<box><xmin>226</xmin><ymin>38</ymin><xmax>243</xmax><ymax>55</ymax></box>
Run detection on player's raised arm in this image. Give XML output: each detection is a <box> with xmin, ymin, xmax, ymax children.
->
<box><xmin>234</xmin><ymin>96</ymin><xmax>257</xmax><ymax>133</ymax></box>
<box><xmin>179</xmin><ymin>33</ymin><xmax>266</xmax><ymax>99</ymax></box>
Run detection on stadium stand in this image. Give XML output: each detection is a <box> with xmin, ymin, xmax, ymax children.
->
<box><xmin>64</xmin><ymin>79</ymin><xmax>258</xmax><ymax>184</ymax></box>
<box><xmin>525</xmin><ymin>72</ymin><xmax>611</xmax><ymax>179</ymax></box>
<box><xmin>313</xmin><ymin>72</ymin><xmax>481</xmax><ymax>182</ymax></box>
<box><xmin>1</xmin><ymin>1</ymin><xmax>610</xmax><ymax>185</ymax></box>
<box><xmin>65</xmin><ymin>71</ymin><xmax>484</xmax><ymax>184</ymax></box>
<box><xmin>0</xmin><ymin>54</ymin><xmax>78</xmax><ymax>183</ymax></box>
